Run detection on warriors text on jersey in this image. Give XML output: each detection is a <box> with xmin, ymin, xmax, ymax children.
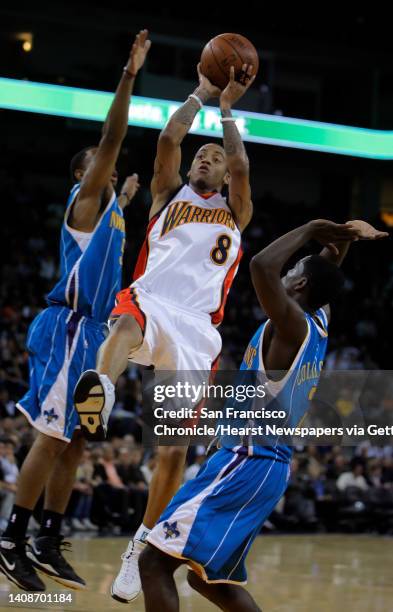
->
<box><xmin>132</xmin><ymin>184</ymin><xmax>242</xmax><ymax>325</ymax></box>
<box><xmin>47</xmin><ymin>183</ymin><xmax>125</xmax><ymax>323</ymax></box>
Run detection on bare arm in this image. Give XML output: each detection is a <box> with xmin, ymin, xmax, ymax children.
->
<box><xmin>150</xmin><ymin>65</ymin><xmax>221</xmax><ymax>217</ymax></box>
<box><xmin>117</xmin><ymin>173</ymin><xmax>140</xmax><ymax>210</ymax></box>
<box><xmin>219</xmin><ymin>65</ymin><xmax>255</xmax><ymax>232</ymax></box>
<box><xmin>70</xmin><ymin>30</ymin><xmax>151</xmax><ymax>232</ymax></box>
<box><xmin>250</xmin><ymin>220</ymin><xmax>359</xmax><ymax>346</ymax></box>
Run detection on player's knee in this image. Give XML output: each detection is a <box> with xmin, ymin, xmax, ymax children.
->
<box><xmin>68</xmin><ymin>431</ymin><xmax>86</xmax><ymax>458</ymax></box>
<box><xmin>110</xmin><ymin>314</ymin><xmax>142</xmax><ymax>349</ymax></box>
<box><xmin>157</xmin><ymin>445</ymin><xmax>188</xmax><ymax>471</ymax></box>
<box><xmin>187</xmin><ymin>571</ymin><xmax>230</xmax><ymax>600</ymax></box>
<box><xmin>35</xmin><ymin>432</ymin><xmax>66</xmax><ymax>459</ymax></box>
<box><xmin>220</xmin><ymin>585</ymin><xmax>262</xmax><ymax>612</ymax></box>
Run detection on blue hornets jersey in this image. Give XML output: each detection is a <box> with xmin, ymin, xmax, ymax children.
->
<box><xmin>221</xmin><ymin>308</ymin><xmax>329</xmax><ymax>462</ymax></box>
<box><xmin>47</xmin><ymin>184</ymin><xmax>125</xmax><ymax>322</ymax></box>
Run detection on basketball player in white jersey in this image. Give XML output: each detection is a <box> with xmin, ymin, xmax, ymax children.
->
<box><xmin>74</xmin><ymin>63</ymin><xmax>256</xmax><ymax>602</ymax></box>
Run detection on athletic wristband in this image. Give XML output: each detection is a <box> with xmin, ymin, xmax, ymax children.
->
<box><xmin>220</xmin><ymin>117</ymin><xmax>237</xmax><ymax>123</ymax></box>
<box><xmin>188</xmin><ymin>94</ymin><xmax>203</xmax><ymax>109</ymax></box>
<box><xmin>123</xmin><ymin>67</ymin><xmax>136</xmax><ymax>79</ymax></box>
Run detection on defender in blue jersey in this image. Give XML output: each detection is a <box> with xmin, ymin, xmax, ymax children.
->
<box><xmin>0</xmin><ymin>30</ymin><xmax>151</xmax><ymax>593</ymax></box>
<box><xmin>140</xmin><ymin>219</ymin><xmax>387</xmax><ymax>612</ymax></box>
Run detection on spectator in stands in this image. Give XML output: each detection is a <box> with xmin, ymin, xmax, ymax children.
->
<box><xmin>0</xmin><ymin>439</ymin><xmax>19</xmax><ymax>531</ymax></box>
<box><xmin>91</xmin><ymin>445</ymin><xmax>129</xmax><ymax>532</ymax></box>
<box><xmin>368</xmin><ymin>462</ymin><xmax>384</xmax><ymax>488</ymax></box>
<box><xmin>336</xmin><ymin>458</ymin><xmax>369</xmax><ymax>492</ymax></box>
<box><xmin>70</xmin><ymin>449</ymin><xmax>96</xmax><ymax>531</ymax></box>
<box><xmin>116</xmin><ymin>447</ymin><xmax>148</xmax><ymax>531</ymax></box>
<box><xmin>326</xmin><ymin>452</ymin><xmax>347</xmax><ymax>481</ymax></box>
<box><xmin>381</xmin><ymin>457</ymin><xmax>393</xmax><ymax>487</ymax></box>
<box><xmin>140</xmin><ymin>452</ymin><xmax>157</xmax><ymax>485</ymax></box>
<box><xmin>0</xmin><ymin>388</ymin><xmax>16</xmax><ymax>419</ymax></box>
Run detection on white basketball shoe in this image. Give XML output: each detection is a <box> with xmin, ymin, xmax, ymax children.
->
<box><xmin>111</xmin><ymin>539</ymin><xmax>146</xmax><ymax>603</ymax></box>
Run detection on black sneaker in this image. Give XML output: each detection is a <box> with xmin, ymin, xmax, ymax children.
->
<box><xmin>73</xmin><ymin>369</ymin><xmax>114</xmax><ymax>441</ymax></box>
<box><xmin>0</xmin><ymin>537</ymin><xmax>46</xmax><ymax>591</ymax></box>
<box><xmin>26</xmin><ymin>536</ymin><xmax>86</xmax><ymax>590</ymax></box>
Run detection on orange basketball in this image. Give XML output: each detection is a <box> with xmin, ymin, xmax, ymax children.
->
<box><xmin>200</xmin><ymin>33</ymin><xmax>259</xmax><ymax>90</ymax></box>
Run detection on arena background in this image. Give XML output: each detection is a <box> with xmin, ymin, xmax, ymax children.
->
<box><xmin>0</xmin><ymin>4</ymin><xmax>393</xmax><ymax>610</ymax></box>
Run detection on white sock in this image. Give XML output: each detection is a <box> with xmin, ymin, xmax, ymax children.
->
<box><xmin>134</xmin><ymin>523</ymin><xmax>151</xmax><ymax>543</ymax></box>
<box><xmin>99</xmin><ymin>373</ymin><xmax>114</xmax><ymax>390</ymax></box>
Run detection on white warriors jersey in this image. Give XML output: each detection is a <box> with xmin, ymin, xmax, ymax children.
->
<box><xmin>132</xmin><ymin>184</ymin><xmax>242</xmax><ymax>325</ymax></box>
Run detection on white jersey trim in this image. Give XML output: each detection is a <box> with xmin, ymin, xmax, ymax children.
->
<box><xmin>64</xmin><ymin>188</ymin><xmax>116</xmax><ymax>253</ymax></box>
<box><xmin>313</xmin><ymin>308</ymin><xmax>329</xmax><ymax>337</ymax></box>
<box><xmin>257</xmin><ymin>317</ymin><xmax>311</xmax><ymax>398</ymax></box>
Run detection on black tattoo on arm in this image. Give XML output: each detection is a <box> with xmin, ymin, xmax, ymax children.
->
<box><xmin>172</xmin><ymin>98</ymin><xmax>200</xmax><ymax>126</ymax></box>
<box><xmin>221</xmin><ymin>108</ymin><xmax>248</xmax><ymax>163</ymax></box>
<box><xmin>170</xmin><ymin>86</ymin><xmax>210</xmax><ymax>127</ymax></box>
<box><xmin>220</xmin><ymin>107</ymin><xmax>252</xmax><ymax>230</ymax></box>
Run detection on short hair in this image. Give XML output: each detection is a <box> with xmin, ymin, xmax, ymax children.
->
<box><xmin>69</xmin><ymin>146</ymin><xmax>95</xmax><ymax>183</ymax></box>
<box><xmin>303</xmin><ymin>255</ymin><xmax>345</xmax><ymax>310</ymax></box>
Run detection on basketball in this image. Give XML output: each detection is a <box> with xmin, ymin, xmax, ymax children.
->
<box><xmin>200</xmin><ymin>33</ymin><xmax>259</xmax><ymax>90</ymax></box>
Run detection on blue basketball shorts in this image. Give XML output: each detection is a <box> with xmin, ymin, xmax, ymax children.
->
<box><xmin>17</xmin><ymin>305</ymin><xmax>106</xmax><ymax>442</ymax></box>
<box><xmin>147</xmin><ymin>447</ymin><xmax>290</xmax><ymax>584</ymax></box>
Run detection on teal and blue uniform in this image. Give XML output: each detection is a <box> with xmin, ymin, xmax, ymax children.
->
<box><xmin>221</xmin><ymin>307</ymin><xmax>329</xmax><ymax>461</ymax></box>
<box><xmin>148</xmin><ymin>308</ymin><xmax>328</xmax><ymax>583</ymax></box>
<box><xmin>17</xmin><ymin>184</ymin><xmax>125</xmax><ymax>441</ymax></box>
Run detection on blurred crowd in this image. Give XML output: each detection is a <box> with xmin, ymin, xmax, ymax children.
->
<box><xmin>270</xmin><ymin>444</ymin><xmax>393</xmax><ymax>534</ymax></box>
<box><xmin>1</xmin><ymin>421</ymin><xmax>393</xmax><ymax>535</ymax></box>
<box><xmin>1</xmin><ymin>170</ymin><xmax>393</xmax><ymax>535</ymax></box>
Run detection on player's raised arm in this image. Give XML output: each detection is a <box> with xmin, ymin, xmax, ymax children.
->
<box><xmin>219</xmin><ymin>65</ymin><xmax>255</xmax><ymax>232</ymax></box>
<box><xmin>150</xmin><ymin>65</ymin><xmax>221</xmax><ymax>216</ymax></box>
<box><xmin>250</xmin><ymin>220</ymin><xmax>359</xmax><ymax>346</ymax></box>
<box><xmin>70</xmin><ymin>30</ymin><xmax>151</xmax><ymax>231</ymax></box>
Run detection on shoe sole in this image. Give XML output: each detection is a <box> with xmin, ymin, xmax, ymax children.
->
<box><xmin>110</xmin><ymin>582</ymin><xmax>140</xmax><ymax>603</ymax></box>
<box><xmin>27</xmin><ymin>552</ymin><xmax>86</xmax><ymax>591</ymax></box>
<box><xmin>0</xmin><ymin>562</ymin><xmax>46</xmax><ymax>592</ymax></box>
<box><xmin>36</xmin><ymin>567</ymin><xmax>87</xmax><ymax>591</ymax></box>
<box><xmin>73</xmin><ymin>371</ymin><xmax>107</xmax><ymax>441</ymax></box>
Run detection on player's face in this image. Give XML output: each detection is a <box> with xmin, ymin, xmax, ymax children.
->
<box><xmin>110</xmin><ymin>169</ymin><xmax>119</xmax><ymax>187</ymax></box>
<box><xmin>282</xmin><ymin>257</ymin><xmax>309</xmax><ymax>294</ymax></box>
<box><xmin>189</xmin><ymin>144</ymin><xmax>228</xmax><ymax>191</ymax></box>
<box><xmin>80</xmin><ymin>148</ymin><xmax>118</xmax><ymax>187</ymax></box>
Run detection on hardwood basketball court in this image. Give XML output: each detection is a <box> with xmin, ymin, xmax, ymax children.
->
<box><xmin>1</xmin><ymin>535</ymin><xmax>392</xmax><ymax>611</ymax></box>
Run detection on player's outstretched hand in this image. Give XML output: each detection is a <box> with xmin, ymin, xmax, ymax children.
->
<box><xmin>197</xmin><ymin>63</ymin><xmax>222</xmax><ymax>99</ymax></box>
<box><xmin>127</xmin><ymin>29</ymin><xmax>151</xmax><ymax>76</ymax></box>
<box><xmin>308</xmin><ymin>219</ymin><xmax>360</xmax><ymax>249</ymax></box>
<box><xmin>120</xmin><ymin>173</ymin><xmax>140</xmax><ymax>206</ymax></box>
<box><xmin>345</xmin><ymin>220</ymin><xmax>389</xmax><ymax>240</ymax></box>
<box><xmin>220</xmin><ymin>64</ymin><xmax>256</xmax><ymax>109</ymax></box>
